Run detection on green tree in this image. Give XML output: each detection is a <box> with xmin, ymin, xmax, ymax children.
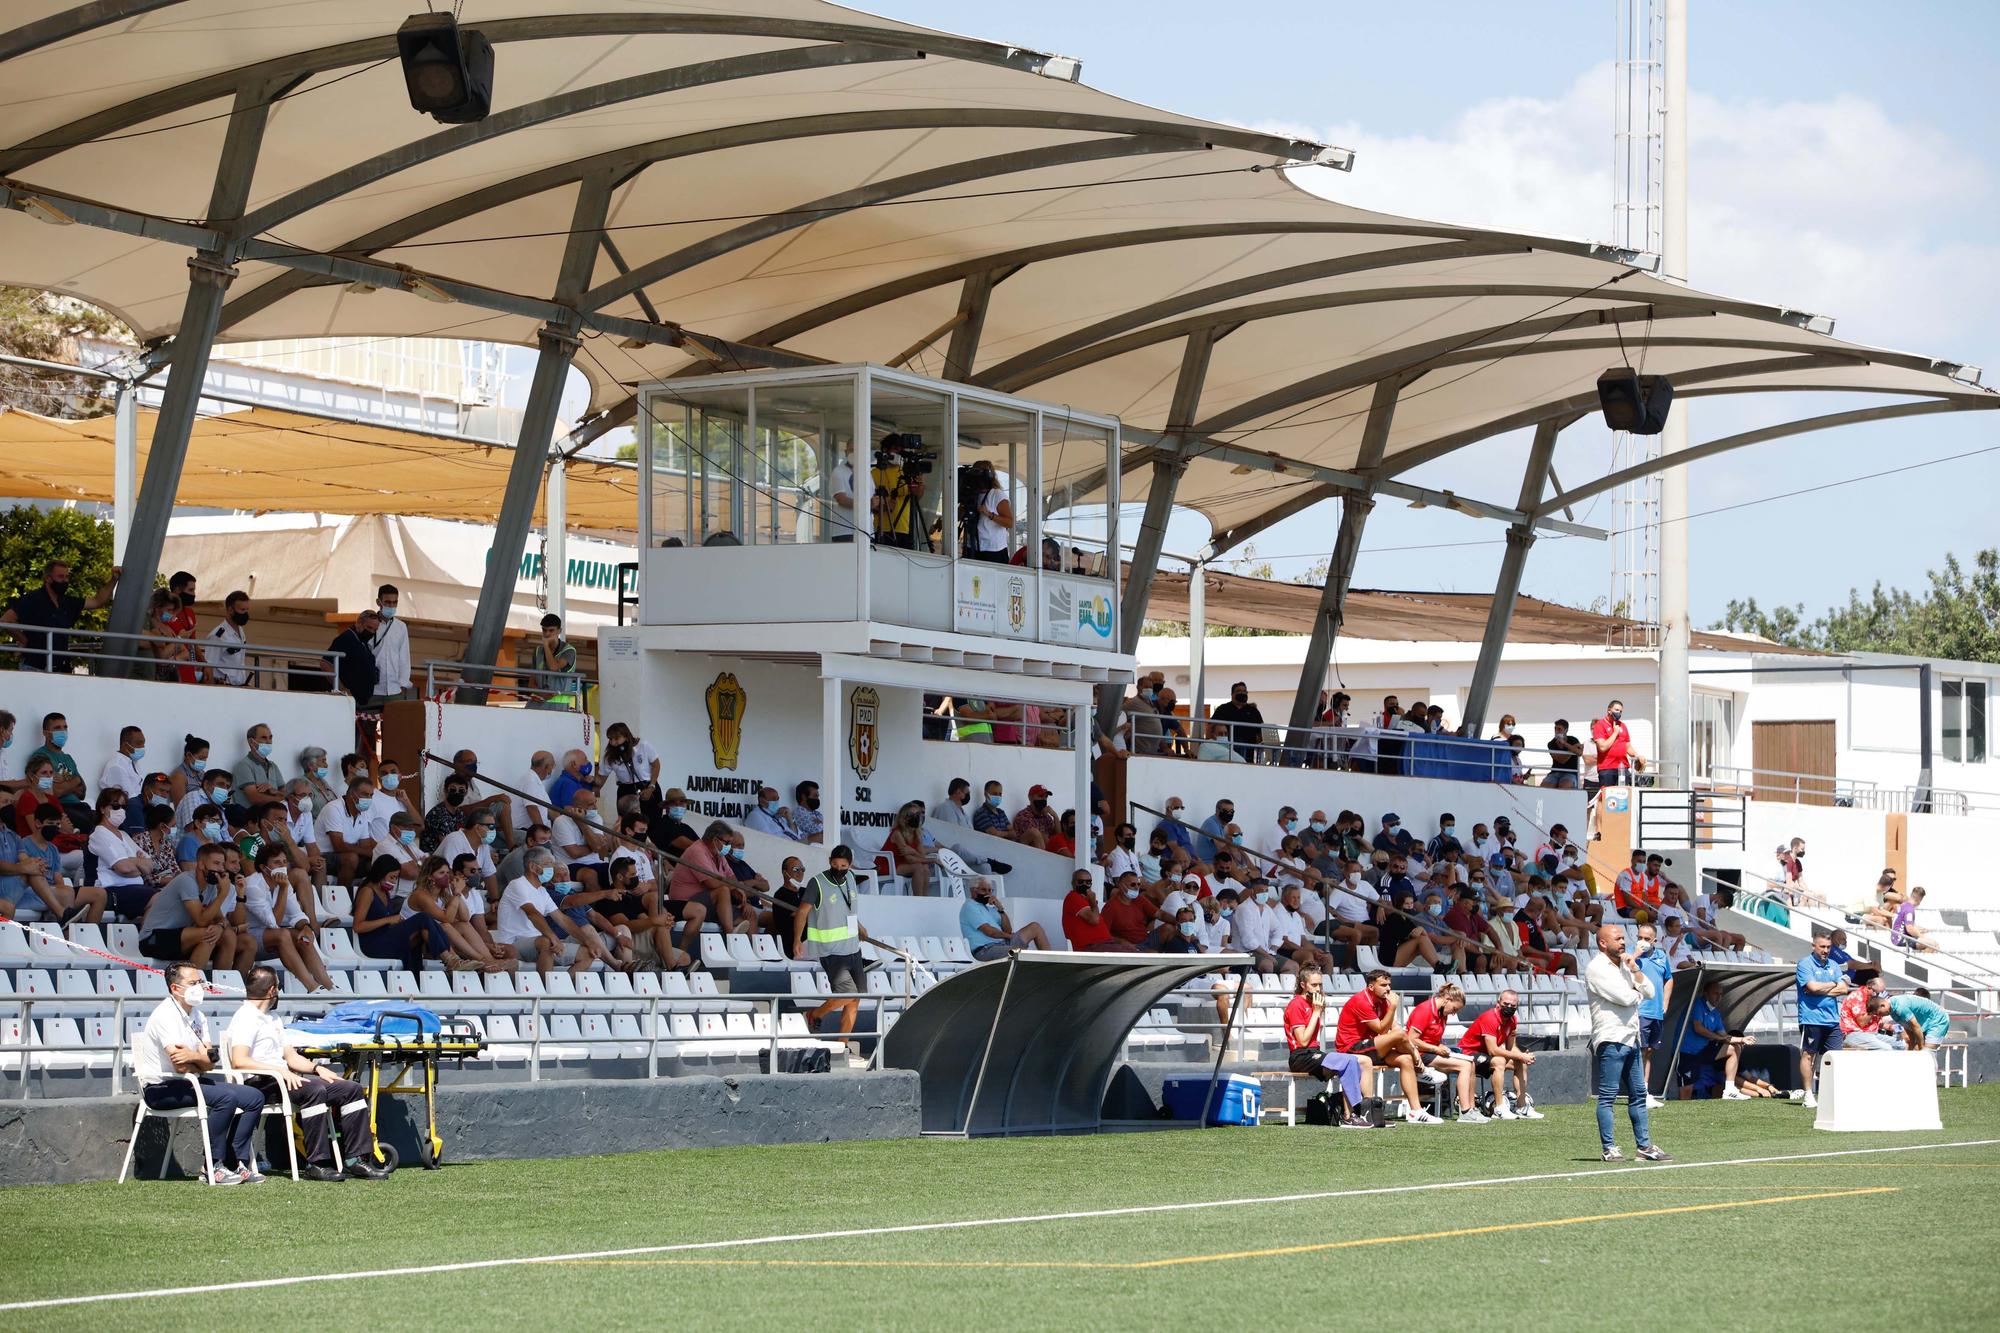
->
<box><xmin>1712</xmin><ymin>548</ymin><xmax>1999</xmax><ymax>663</ymax></box>
<box><xmin>0</xmin><ymin>504</ymin><xmax>117</xmax><ymax>629</ymax></box>
<box><xmin>0</xmin><ymin>286</ymin><xmax>130</xmax><ymax>418</ymax></box>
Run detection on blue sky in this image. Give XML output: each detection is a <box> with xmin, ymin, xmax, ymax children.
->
<box><xmin>860</xmin><ymin>0</ymin><xmax>2000</xmax><ymax>624</ymax></box>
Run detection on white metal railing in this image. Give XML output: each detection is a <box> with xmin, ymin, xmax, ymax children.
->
<box><xmin>2</xmin><ymin>625</ymin><xmax>340</xmax><ymax>687</ymax></box>
<box><xmin>0</xmin><ymin>989</ymin><xmax>901</xmax><ymax>1098</ymax></box>
<box><xmin>1133</xmin><ymin>715</ymin><xmax>1685</xmax><ymax>788</ymax></box>
<box><xmin>1704</xmin><ymin>765</ymin><xmax>2000</xmax><ymax>817</ymax></box>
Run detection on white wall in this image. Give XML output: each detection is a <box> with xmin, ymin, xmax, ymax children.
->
<box><xmin>596</xmin><ymin>650</ymin><xmax>1087</xmax><ymax>841</ymax></box>
<box><xmin>1904</xmin><ymin>813</ymin><xmax>1993</xmax><ymax>911</ymax></box>
<box><xmin>1698</xmin><ymin>801</ymin><xmax>1887</xmax><ymax>911</ymax></box>
<box><xmin>0</xmin><ymin>673</ymin><xmax>354</xmax><ymax>795</ymax></box>
<box><xmin>420</xmin><ymin>701</ymin><xmax>597</xmax><ymax>812</ymax></box>
<box><xmin>1124</xmin><ymin>754</ymin><xmax>1587</xmax><ymax>852</ymax></box>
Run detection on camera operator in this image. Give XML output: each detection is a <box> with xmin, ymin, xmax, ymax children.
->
<box><xmin>961</xmin><ymin>459</ymin><xmax>1013</xmax><ymax>562</ymax></box>
<box><xmin>871</xmin><ymin>434</ymin><xmax>930</xmax><ymax>551</ymax></box>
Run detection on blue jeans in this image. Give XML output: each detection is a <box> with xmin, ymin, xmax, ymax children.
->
<box><xmin>1593</xmin><ymin>1041</ymin><xmax>1651</xmax><ymax>1150</ymax></box>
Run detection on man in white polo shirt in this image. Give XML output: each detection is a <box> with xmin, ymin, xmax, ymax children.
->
<box><xmin>97</xmin><ymin>725</ymin><xmax>147</xmax><ymax>805</ymax></box>
<box><xmin>133</xmin><ymin>963</ymin><xmax>266</xmax><ymax>1185</ymax></box>
<box><xmin>225</xmin><ymin>965</ymin><xmax>385</xmax><ymax>1181</ymax></box>
<box><xmin>316</xmin><ymin>777</ymin><xmax>377</xmax><ymax>885</ymax></box>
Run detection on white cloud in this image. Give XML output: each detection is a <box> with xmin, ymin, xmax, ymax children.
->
<box><xmin>1273</xmin><ymin>66</ymin><xmax>2000</xmax><ymax>362</ymax></box>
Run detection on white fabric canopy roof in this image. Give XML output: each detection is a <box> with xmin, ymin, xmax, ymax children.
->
<box><xmin>2</xmin><ymin>0</ymin><xmax>1992</xmax><ymax>541</ymax></box>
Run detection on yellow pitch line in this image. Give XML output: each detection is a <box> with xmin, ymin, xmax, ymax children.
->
<box><xmin>560</xmin><ymin>1187</ymin><xmax>1898</xmax><ymax>1272</ymax></box>
<box><xmin>1128</xmin><ymin>1188</ymin><xmax>1899</xmax><ymax>1268</ymax></box>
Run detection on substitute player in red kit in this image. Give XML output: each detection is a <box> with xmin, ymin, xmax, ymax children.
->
<box><xmin>1460</xmin><ymin>989</ymin><xmax>1542</xmax><ymax>1120</ymax></box>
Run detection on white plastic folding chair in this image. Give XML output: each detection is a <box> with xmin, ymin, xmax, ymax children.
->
<box><xmin>117</xmin><ymin>1073</ymin><xmax>221</xmax><ymax>1185</ymax></box>
<box><xmin>216</xmin><ymin>1042</ymin><xmax>302</xmax><ymax>1182</ymax></box>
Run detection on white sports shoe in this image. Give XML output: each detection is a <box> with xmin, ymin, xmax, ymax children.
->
<box><xmin>1803</xmin><ymin>1092</ymin><xmax>1819</xmax><ymax>1109</ymax></box>
<box><xmin>1722</xmin><ymin>1086</ymin><xmax>1752</xmax><ymax>1101</ymax></box>
<box><xmin>1645</xmin><ymin>1094</ymin><xmax>1666</xmax><ymax>1108</ymax></box>
<box><xmin>1418</xmin><ymin>1067</ymin><xmax>1447</xmax><ymax>1087</ymax></box>
<box><xmin>1513</xmin><ymin>1102</ymin><xmax>1546</xmax><ymax>1121</ymax></box>
<box><xmin>1456</xmin><ymin>1109</ymin><xmax>1491</xmax><ymax>1125</ymax></box>
<box><xmin>1494</xmin><ymin>1103</ymin><xmax>1520</xmax><ymax>1120</ymax></box>
<box><xmin>1405</xmin><ymin>1107</ymin><xmax>1444</xmax><ymax>1124</ymax></box>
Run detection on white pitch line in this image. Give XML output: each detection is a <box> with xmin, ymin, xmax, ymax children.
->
<box><xmin>6</xmin><ymin>1137</ymin><xmax>1995</xmax><ymax>1313</ymax></box>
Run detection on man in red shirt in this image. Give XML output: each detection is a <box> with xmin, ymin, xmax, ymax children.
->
<box><xmin>1334</xmin><ymin>970</ymin><xmax>1442</xmax><ymax>1123</ymax></box>
<box><xmin>1590</xmin><ymin>699</ymin><xmax>1637</xmax><ymax>786</ymax></box>
<box><xmin>1061</xmin><ymin>871</ymin><xmax>1132</xmax><ymax>952</ymax></box>
<box><xmin>1405</xmin><ymin>982</ymin><xmax>1484</xmax><ymax>1123</ymax></box>
<box><xmin>1459</xmin><ymin>988</ymin><xmax>1542</xmax><ymax>1119</ymax></box>
<box><xmin>1283</xmin><ymin>967</ymin><xmax>1374</xmax><ymax>1128</ymax></box>
<box><xmin>1099</xmin><ymin>870</ymin><xmax>1154</xmax><ymax>948</ymax></box>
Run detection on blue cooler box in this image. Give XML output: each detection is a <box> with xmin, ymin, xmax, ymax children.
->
<box><xmin>1162</xmin><ymin>1075</ymin><xmax>1261</xmax><ymax>1125</ymax></box>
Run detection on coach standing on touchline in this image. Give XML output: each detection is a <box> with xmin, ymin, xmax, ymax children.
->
<box><xmin>1584</xmin><ymin>923</ymin><xmax>1671</xmax><ymax>1164</ymax></box>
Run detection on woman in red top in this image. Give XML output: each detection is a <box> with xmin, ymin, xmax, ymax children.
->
<box><xmin>1404</xmin><ymin>983</ymin><xmax>1482</xmax><ymax>1122</ymax></box>
<box><xmin>1283</xmin><ymin>967</ymin><xmax>1373</xmax><ymax>1127</ymax></box>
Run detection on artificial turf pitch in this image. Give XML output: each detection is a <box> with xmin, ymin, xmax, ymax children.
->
<box><xmin>7</xmin><ymin>1085</ymin><xmax>1999</xmax><ymax>1331</ymax></box>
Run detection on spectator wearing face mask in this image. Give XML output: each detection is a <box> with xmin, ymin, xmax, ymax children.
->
<box><xmin>1194</xmin><ymin>799</ymin><xmax>1236</xmax><ymax>864</ymax></box>
<box><xmin>231</xmin><ymin>722</ymin><xmax>284</xmax><ymax>816</ymax></box>
<box><xmin>369</xmin><ymin>584</ymin><xmax>413</xmax><ymax>702</ymax></box>
<box><xmin>316</xmin><ymin>778</ymin><xmax>378</xmax><ymax>886</ymax></box>
<box><xmin>89</xmin><ymin>787</ymin><xmax>152</xmax><ymax>913</ymax></box>
<box><xmin>436</xmin><ymin>808</ymin><xmax>501</xmax><ymax>901</ymax></box>
<box><xmin>1099</xmin><ymin>871</ymin><xmax>1154</xmax><ymax>948</ymax></box>
<box><xmin>242</xmin><ymin>843</ymin><xmax>334</xmax><ymax>992</ymax></box>
<box><xmin>1005</xmin><ymin>784</ymin><xmax>1059</xmax><ymax>851</ymax></box>
<box><xmin>1591</xmin><ymin>698</ymin><xmax>1638</xmax><ymax>786</ymax></box>
<box><xmin>1230</xmin><ymin>878</ymin><xmax>1290</xmax><ymax>976</ymax></box>
<box><xmin>1</xmin><ymin>801</ymin><xmax>102</xmax><ymax>924</ymax></box>
<box><xmin>324</xmin><ymin>609</ymin><xmax>382</xmax><ymax>706</ymax></box>
<box><xmin>1101</xmin><ymin>822</ymin><xmax>1142</xmax><ymax>881</ymax></box>
<box><xmin>1425</xmin><ymin>813</ymin><xmax>1461</xmax><ymax>863</ymax></box>
<box><xmin>296</xmin><ymin>746</ymin><xmax>336</xmax><ymax>816</ymax></box>
<box><xmin>2</xmin><ymin>559</ymin><xmax>119</xmax><ymax>671</ymax></box>
<box><xmin>1061</xmin><ymin>871</ymin><xmax>1131</xmax><ymax>953</ymax></box>
<box><xmin>226</xmin><ymin>965</ymin><xmax>383</xmax><ymax>1180</ymax></box>
<box><xmin>496</xmin><ymin>847</ymin><xmax>594</xmax><ymax>977</ymax></box>
<box><xmin>139</xmin><ymin>843</ymin><xmax>237</xmax><ymax>970</ymax></box>
<box><xmin>96</xmin><ymin>724</ymin><xmax>148</xmax><ymax>809</ymax></box>
<box><xmin>1210</xmin><ymin>682</ymin><xmax>1264</xmax><ymax>762</ymax></box>
<box><xmin>1258</xmin><ymin>806</ymin><xmax>1300</xmax><ymax>862</ymax></box>
<box><xmin>1543</xmin><ymin>718</ymin><xmax>1585</xmax><ymax>789</ymax></box>
<box><xmin>200</xmin><ymin>590</ymin><xmax>254</xmax><ymax>687</ymax></box>
<box><xmin>961</xmin><ymin>878</ymin><xmax>1051</xmax><ymax>960</ymax></box>
<box><xmin>134</xmin><ymin>962</ymin><xmax>267</xmax><ymax>1185</ymax></box>
<box><xmin>666</xmin><ymin>821</ymin><xmax>750</xmax><ymax>934</ymax></box>
<box><xmin>742</xmin><ymin>785</ymin><xmax>803</xmax><ymax>842</ymax></box>
<box><xmin>169</xmin><ymin>734</ymin><xmax>212</xmax><ymax>811</ymax></box>
<box><xmin>543</xmin><ymin>750</ymin><xmax>597</xmax><ymax>815</ymax></box>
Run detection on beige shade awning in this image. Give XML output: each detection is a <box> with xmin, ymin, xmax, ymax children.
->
<box><xmin>0</xmin><ymin>402</ymin><xmax>647</xmax><ymax>528</ymax></box>
<box><xmin>1</xmin><ymin>0</ymin><xmax>1993</xmax><ymax>546</ymax></box>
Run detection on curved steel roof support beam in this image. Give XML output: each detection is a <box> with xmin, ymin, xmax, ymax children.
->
<box><xmin>1532</xmin><ymin>398</ymin><xmax>1990</xmax><ymax>518</ymax></box>
<box><xmin>1204</xmin><ymin>483</ymin><xmax>1335</xmax><ymax>558</ymax></box>
<box><xmin>1011</xmin><ymin>297</ymin><xmax>1734</xmax><ymax>410</ymax></box>
<box><xmin>739</xmin><ymin>224</ymin><xmax>1660</xmax><ymax>355</ymax></box>
<box><xmin>233</xmin><ymin>42</ymin><xmax>924</xmax><ymax>238</ymax></box>
<box><xmin>943</xmin><ymin>270</ymin><xmax>998</xmax><ymax>382</ymax></box>
<box><xmin>1189</xmin><ymin>303</ymin><xmax>1718</xmax><ymax>437</ymax></box>
<box><xmin>582</xmin><ymin>135</ymin><xmax>1201</xmax><ymax>312</ymax></box>
<box><xmin>971</xmin><ymin>241</ymin><xmax>1534</xmax><ymax>390</ymax></box>
<box><xmin>1369</xmin><ymin>354</ymin><xmax>1854</xmax><ymax>479</ymax></box>
<box><xmin>215</xmin><ymin>110</ymin><xmax>1329</xmax><ymax>330</ymax></box>
<box><xmin>0</xmin><ymin>13</ymin><xmax>1146</xmax><ymax>171</ymax></box>
<box><xmin>0</xmin><ymin>0</ymin><xmax>181</xmax><ymax>64</ymax></box>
